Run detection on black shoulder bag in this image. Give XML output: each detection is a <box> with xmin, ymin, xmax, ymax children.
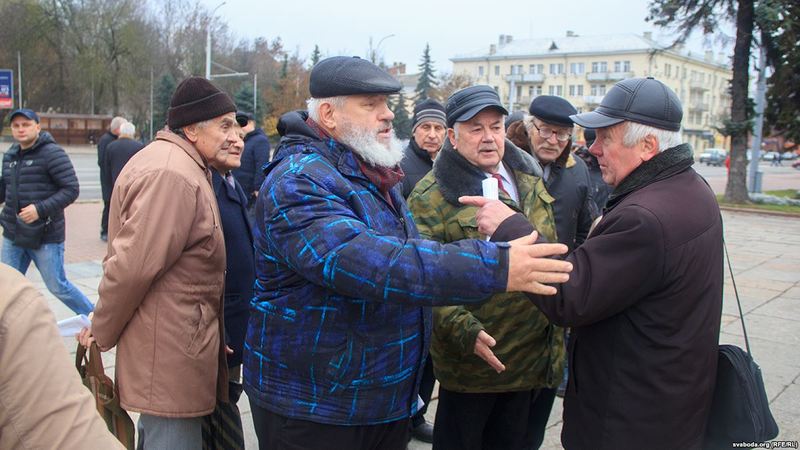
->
<box><xmin>704</xmin><ymin>238</ymin><xmax>780</xmax><ymax>449</ymax></box>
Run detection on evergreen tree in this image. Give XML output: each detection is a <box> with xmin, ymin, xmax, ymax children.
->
<box><xmin>415</xmin><ymin>44</ymin><xmax>438</xmax><ymax>101</ymax></box>
<box><xmin>235</xmin><ymin>82</ymin><xmax>265</xmax><ymax>124</ymax></box>
<box><xmin>310</xmin><ymin>45</ymin><xmax>321</xmax><ymax>66</ymax></box>
<box><xmin>764</xmin><ymin>0</ymin><xmax>800</xmax><ymax>146</ymax></box>
<box><xmin>153</xmin><ymin>73</ymin><xmax>176</xmax><ymax>131</ymax></box>
<box><xmin>391</xmin><ymin>92</ymin><xmax>412</xmax><ymax>140</ymax></box>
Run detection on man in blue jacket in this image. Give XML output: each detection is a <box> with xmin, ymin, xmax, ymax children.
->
<box><xmin>0</xmin><ymin>109</ymin><xmax>93</xmax><ymax>315</ymax></box>
<box><xmin>233</xmin><ymin>111</ymin><xmax>270</xmax><ymax>217</ymax></box>
<box><xmin>243</xmin><ymin>56</ymin><xmax>573</xmax><ymax>450</ymax></box>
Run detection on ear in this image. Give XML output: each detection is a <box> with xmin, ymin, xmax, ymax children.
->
<box><xmin>447</xmin><ymin>127</ymin><xmax>457</xmax><ymax>148</ymax></box>
<box><xmin>318</xmin><ymin>101</ymin><xmax>337</xmax><ymax>131</ymax></box>
<box><xmin>182</xmin><ymin>124</ymin><xmax>200</xmax><ymax>143</ymax></box>
<box><xmin>640</xmin><ymin>134</ymin><xmax>659</xmax><ymax>161</ymax></box>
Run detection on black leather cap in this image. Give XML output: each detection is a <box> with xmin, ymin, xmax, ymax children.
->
<box><xmin>529</xmin><ymin>95</ymin><xmax>577</xmax><ymax>127</ymax></box>
<box><xmin>310</xmin><ymin>56</ymin><xmax>402</xmax><ymax>98</ymax></box>
<box><xmin>446</xmin><ymin>85</ymin><xmax>509</xmax><ymax>128</ymax></box>
<box><xmin>570</xmin><ymin>77</ymin><xmax>682</xmax><ymax>131</ymax></box>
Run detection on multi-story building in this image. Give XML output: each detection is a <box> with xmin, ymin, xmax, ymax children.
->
<box><xmin>450</xmin><ymin>32</ymin><xmax>732</xmax><ymax>153</ymax></box>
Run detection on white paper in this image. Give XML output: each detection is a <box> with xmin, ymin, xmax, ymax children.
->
<box><xmin>57</xmin><ymin>314</ymin><xmax>91</xmax><ymax>337</ymax></box>
<box><xmin>481</xmin><ymin>177</ymin><xmax>499</xmax><ymax>201</ymax></box>
<box><xmin>481</xmin><ymin>177</ymin><xmax>499</xmax><ymax>240</ymax></box>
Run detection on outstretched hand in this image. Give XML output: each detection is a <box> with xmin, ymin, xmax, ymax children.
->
<box><xmin>459</xmin><ymin>196</ymin><xmax>516</xmax><ymax>237</ymax></box>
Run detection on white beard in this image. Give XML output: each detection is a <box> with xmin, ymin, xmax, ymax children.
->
<box><xmin>339</xmin><ymin>121</ymin><xmax>405</xmax><ymax>168</ymax></box>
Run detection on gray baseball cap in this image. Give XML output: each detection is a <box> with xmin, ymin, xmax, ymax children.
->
<box><xmin>570</xmin><ymin>77</ymin><xmax>683</xmax><ymax>131</ymax></box>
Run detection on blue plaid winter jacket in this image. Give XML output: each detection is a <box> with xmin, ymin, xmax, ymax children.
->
<box><xmin>243</xmin><ymin>111</ymin><xmax>510</xmax><ymax>425</ymax></box>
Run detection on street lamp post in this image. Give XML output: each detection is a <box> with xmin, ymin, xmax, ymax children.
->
<box><xmin>205</xmin><ymin>2</ymin><xmax>226</xmax><ymax>80</ymax></box>
<box><xmin>370</xmin><ymin>34</ymin><xmax>395</xmax><ymax>64</ymax></box>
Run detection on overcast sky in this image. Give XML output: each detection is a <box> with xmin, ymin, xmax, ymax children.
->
<box><xmin>201</xmin><ymin>0</ymin><xmax>734</xmax><ymax>74</ymax></box>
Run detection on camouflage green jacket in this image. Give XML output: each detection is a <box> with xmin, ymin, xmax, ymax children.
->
<box><xmin>407</xmin><ymin>139</ymin><xmax>565</xmax><ymax>392</ymax></box>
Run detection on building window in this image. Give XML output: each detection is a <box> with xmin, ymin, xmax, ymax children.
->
<box><xmin>531</xmin><ymin>85</ymin><xmax>543</xmax><ymax>96</ymax></box>
<box><xmin>549</xmin><ymin>86</ymin><xmax>556</xmax><ymax>95</ymax></box>
<box><xmin>549</xmin><ymin>85</ymin><xmax>564</xmax><ymax>96</ymax></box>
<box><xmin>570</xmin><ymin>62</ymin><xmax>585</xmax><ymax>75</ymax></box>
<box><xmin>516</xmin><ymin>85</ymin><xmax>522</xmax><ymax>99</ymax></box>
<box><xmin>614</xmin><ymin>60</ymin><xmax>631</xmax><ymax>72</ymax></box>
<box><xmin>569</xmin><ymin>85</ymin><xmax>576</xmax><ymax>96</ymax></box>
<box><xmin>591</xmin><ymin>84</ymin><xmax>607</xmax><ymax>96</ymax></box>
<box><xmin>478</xmin><ymin>66</ymin><xmax>485</xmax><ymax>77</ymax></box>
<box><xmin>529</xmin><ymin>64</ymin><xmax>544</xmax><ymax>74</ymax></box>
<box><xmin>665</xmin><ymin>63</ymin><xmax>671</xmax><ymax>77</ymax></box>
<box><xmin>511</xmin><ymin>64</ymin><xmax>523</xmax><ymax>75</ymax></box>
<box><xmin>591</xmin><ymin>61</ymin><xmax>608</xmax><ymax>73</ymax></box>
<box><xmin>495</xmin><ymin>65</ymin><xmax>500</xmax><ymax>76</ymax></box>
<box><xmin>577</xmin><ymin>85</ymin><xmax>584</xmax><ymax>95</ymax></box>
<box><xmin>549</xmin><ymin>63</ymin><xmax>564</xmax><ymax>75</ymax></box>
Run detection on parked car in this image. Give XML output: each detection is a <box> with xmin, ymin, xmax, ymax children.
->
<box><xmin>761</xmin><ymin>152</ymin><xmax>780</xmax><ymax>161</ymax></box>
<box><xmin>699</xmin><ymin>148</ymin><xmax>727</xmax><ymax>166</ymax></box>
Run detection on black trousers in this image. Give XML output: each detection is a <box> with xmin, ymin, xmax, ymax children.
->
<box><xmin>100</xmin><ymin>198</ymin><xmax>110</xmax><ymax>235</ymax></box>
<box><xmin>411</xmin><ymin>354</ymin><xmax>436</xmax><ymax>427</ymax></box>
<box><xmin>522</xmin><ymin>387</ymin><xmax>557</xmax><ymax>449</ymax></box>
<box><xmin>433</xmin><ymin>387</ymin><xmax>540</xmax><ymax>450</ymax></box>
<box><xmin>249</xmin><ymin>400</ymin><xmax>409</xmax><ymax>450</ymax></box>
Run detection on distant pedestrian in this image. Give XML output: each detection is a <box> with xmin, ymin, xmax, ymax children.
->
<box><xmin>79</xmin><ymin>76</ymin><xmax>238</xmax><ymax>449</ymax></box>
<box><xmin>399</xmin><ymin>98</ymin><xmax>447</xmax><ymax>199</ymax></box>
<box><xmin>232</xmin><ymin>111</ymin><xmax>270</xmax><ymax>216</ymax></box>
<box><xmin>104</xmin><ymin>121</ymin><xmax>144</xmax><ymax>191</ymax></box>
<box><xmin>97</xmin><ymin>116</ymin><xmax>125</xmax><ymax>242</ymax></box>
<box><xmin>1</xmin><ymin>108</ymin><xmax>94</xmax><ymax>316</ymax></box>
<box><xmin>574</xmin><ymin>128</ymin><xmax>612</xmax><ymax>210</ymax></box>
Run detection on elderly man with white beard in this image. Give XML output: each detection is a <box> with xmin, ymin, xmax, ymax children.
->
<box><xmin>242</xmin><ymin>56</ymin><xmax>574</xmax><ymax>450</ymax></box>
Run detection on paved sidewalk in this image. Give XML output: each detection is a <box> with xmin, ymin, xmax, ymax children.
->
<box><xmin>4</xmin><ymin>203</ymin><xmax>799</xmax><ymax>449</ymax></box>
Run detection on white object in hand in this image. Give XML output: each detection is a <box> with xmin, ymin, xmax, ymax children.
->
<box><xmin>481</xmin><ymin>177</ymin><xmax>500</xmax><ymax>240</ymax></box>
<box><xmin>57</xmin><ymin>314</ymin><xmax>91</xmax><ymax>337</ymax></box>
<box><xmin>482</xmin><ymin>176</ymin><xmax>499</xmax><ymax>201</ymax></box>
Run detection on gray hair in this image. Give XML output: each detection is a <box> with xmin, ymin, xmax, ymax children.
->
<box><xmin>119</xmin><ymin>121</ymin><xmax>135</xmax><ymax>138</ymax></box>
<box><xmin>110</xmin><ymin>116</ymin><xmax>126</xmax><ymax>132</ymax></box>
<box><xmin>306</xmin><ymin>96</ymin><xmax>347</xmax><ymax>122</ymax></box>
<box><xmin>621</xmin><ymin>122</ymin><xmax>682</xmax><ymax>152</ymax></box>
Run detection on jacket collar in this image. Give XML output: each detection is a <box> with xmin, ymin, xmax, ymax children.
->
<box><xmin>7</xmin><ymin>131</ymin><xmax>57</xmax><ymax>156</ymax></box>
<box><xmin>407</xmin><ymin>139</ymin><xmax>433</xmax><ymax>166</ymax></box>
<box><xmin>606</xmin><ymin>143</ymin><xmax>694</xmax><ymax>209</ymax></box>
<box><xmin>271</xmin><ymin>110</ymin><xmax>368</xmax><ymax>182</ymax></box>
<box><xmin>432</xmin><ymin>138</ymin><xmax>542</xmax><ymax>206</ymax></box>
<box><xmin>155</xmin><ymin>129</ymin><xmax>208</xmax><ymax>171</ymax></box>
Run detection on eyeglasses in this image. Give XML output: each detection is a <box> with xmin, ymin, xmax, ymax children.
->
<box><xmin>532</xmin><ymin>122</ymin><xmax>572</xmax><ymax>142</ymax></box>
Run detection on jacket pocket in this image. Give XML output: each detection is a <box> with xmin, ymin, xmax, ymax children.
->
<box><xmin>185</xmin><ymin>303</ymin><xmax>208</xmax><ymax>357</ymax></box>
<box><xmin>324</xmin><ymin>334</ymin><xmax>363</xmax><ymax>394</ymax></box>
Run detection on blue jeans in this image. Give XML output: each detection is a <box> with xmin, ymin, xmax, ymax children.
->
<box><xmin>1</xmin><ymin>238</ymin><xmax>94</xmax><ymax>315</ymax></box>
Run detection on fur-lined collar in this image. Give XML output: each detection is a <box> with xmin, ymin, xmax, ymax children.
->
<box><xmin>432</xmin><ymin>138</ymin><xmax>542</xmax><ymax>206</ymax></box>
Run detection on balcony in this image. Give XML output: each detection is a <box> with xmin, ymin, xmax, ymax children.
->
<box><xmin>505</xmin><ymin>73</ymin><xmax>546</xmax><ymax>83</ymax></box>
<box><xmin>690</xmin><ymin>99</ymin><xmax>709</xmax><ymax>111</ymax></box>
<box><xmin>583</xmin><ymin>95</ymin><xmax>605</xmax><ymax>106</ymax></box>
<box><xmin>587</xmin><ymin>71</ymin><xmax>634</xmax><ymax>82</ymax></box>
<box><xmin>689</xmin><ymin>79</ymin><xmax>709</xmax><ymax>91</ymax></box>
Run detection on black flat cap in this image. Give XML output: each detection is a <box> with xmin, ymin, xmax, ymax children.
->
<box><xmin>236</xmin><ymin>111</ymin><xmax>254</xmax><ymax>127</ymax></box>
<box><xmin>310</xmin><ymin>56</ymin><xmax>402</xmax><ymax>98</ymax></box>
<box><xmin>529</xmin><ymin>95</ymin><xmax>577</xmax><ymax>127</ymax></box>
<box><xmin>570</xmin><ymin>77</ymin><xmax>682</xmax><ymax>131</ymax></box>
<box><xmin>446</xmin><ymin>85</ymin><xmax>509</xmax><ymax>128</ymax></box>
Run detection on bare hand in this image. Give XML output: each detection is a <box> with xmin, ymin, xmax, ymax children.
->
<box><xmin>252</xmin><ymin>191</ymin><xmax>259</xmax><ymax>198</ymax></box>
<box><xmin>459</xmin><ymin>196</ymin><xmax>515</xmax><ymax>237</ymax></box>
<box><xmin>226</xmin><ymin>345</ymin><xmax>234</xmax><ymax>355</ymax></box>
<box><xmin>474</xmin><ymin>330</ymin><xmax>505</xmax><ymax>373</ymax></box>
<box><xmin>18</xmin><ymin>204</ymin><xmax>40</xmax><ymax>224</ymax></box>
<box><xmin>507</xmin><ymin>232</ymin><xmax>572</xmax><ymax>295</ymax></box>
<box><xmin>77</xmin><ymin>326</ymin><xmax>96</xmax><ymax>348</ymax></box>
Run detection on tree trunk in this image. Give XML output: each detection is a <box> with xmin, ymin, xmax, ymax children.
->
<box><xmin>724</xmin><ymin>0</ymin><xmax>754</xmax><ymax>203</ymax></box>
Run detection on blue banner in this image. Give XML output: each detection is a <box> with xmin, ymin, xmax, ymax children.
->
<box><xmin>0</xmin><ymin>69</ymin><xmax>14</xmax><ymax>109</ymax></box>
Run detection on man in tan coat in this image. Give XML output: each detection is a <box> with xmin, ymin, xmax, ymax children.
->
<box><xmin>80</xmin><ymin>76</ymin><xmax>238</xmax><ymax>449</ymax></box>
<box><xmin>0</xmin><ymin>263</ymin><xmax>123</xmax><ymax>449</ymax></box>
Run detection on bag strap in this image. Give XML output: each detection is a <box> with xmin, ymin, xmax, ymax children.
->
<box><xmin>75</xmin><ymin>342</ymin><xmax>107</xmax><ymax>377</ymax></box>
<box><xmin>723</xmin><ymin>232</ymin><xmax>752</xmax><ymax>356</ymax></box>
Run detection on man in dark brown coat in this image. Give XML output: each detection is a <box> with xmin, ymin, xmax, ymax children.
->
<box><xmin>461</xmin><ymin>78</ymin><xmax>723</xmax><ymax>450</ymax></box>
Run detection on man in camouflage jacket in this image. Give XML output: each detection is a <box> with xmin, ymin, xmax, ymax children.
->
<box><xmin>407</xmin><ymin>85</ymin><xmax>565</xmax><ymax>450</ymax></box>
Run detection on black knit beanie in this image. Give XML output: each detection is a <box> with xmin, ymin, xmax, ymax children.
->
<box><xmin>167</xmin><ymin>77</ymin><xmax>237</xmax><ymax>129</ymax></box>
